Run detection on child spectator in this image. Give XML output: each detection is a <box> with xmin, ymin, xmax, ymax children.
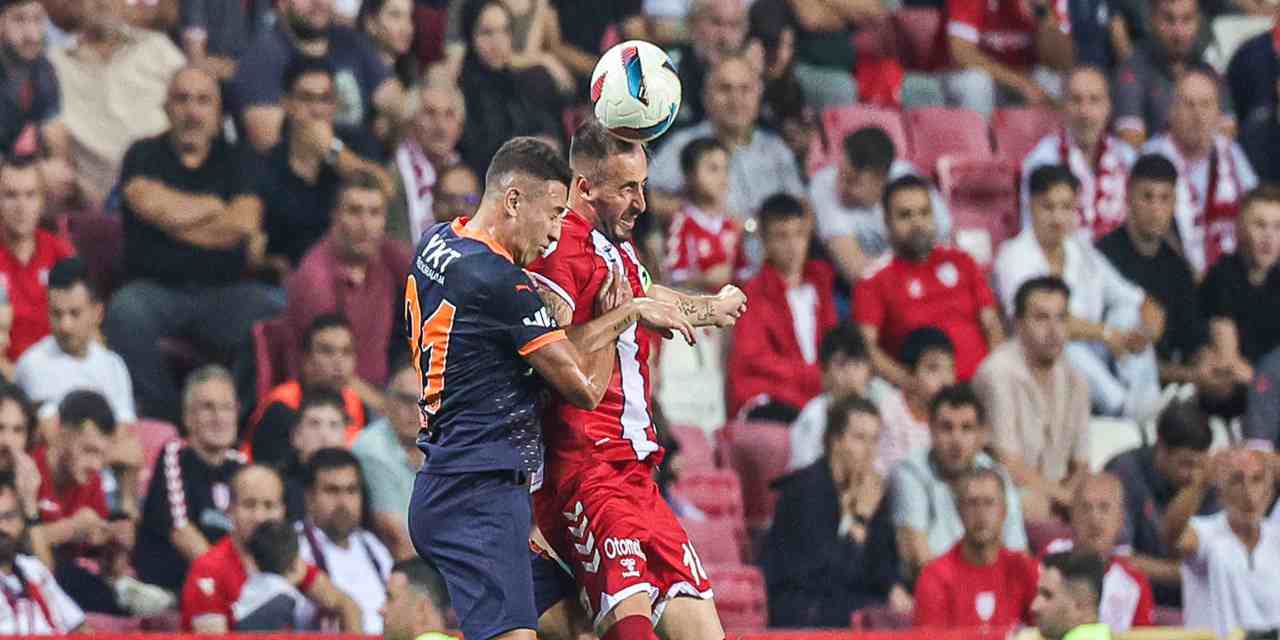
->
<box><xmin>666</xmin><ymin>137</ymin><xmax>748</xmax><ymax>292</ymax></box>
<box><xmin>876</xmin><ymin>327</ymin><xmax>955</xmax><ymax>472</ymax></box>
<box><xmin>283</xmin><ymin>390</ymin><xmax>350</xmax><ymax>521</ymax></box>
<box><xmin>233</xmin><ymin>520</ymin><xmax>317</xmax><ymax>632</ymax></box>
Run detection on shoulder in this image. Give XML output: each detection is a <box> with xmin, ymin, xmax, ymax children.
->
<box><xmin>1140</xmin><ymin>134</ymin><xmax>1172</xmax><ymax>156</ymax></box>
<box><xmin>15</xmin><ymin>335</ymin><xmax>58</xmax><ymax>366</ymax></box>
<box><xmin>1022</xmin><ymin>134</ymin><xmax>1060</xmax><ymax>168</ymax></box>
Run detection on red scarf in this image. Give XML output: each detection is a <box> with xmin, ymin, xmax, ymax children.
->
<box><xmin>1</xmin><ymin>564</ymin><xmax>57</xmax><ymax>633</ymax></box>
<box><xmin>1170</xmin><ymin>137</ymin><xmax>1241</xmax><ymax>270</ymax></box>
<box><xmin>1058</xmin><ymin>128</ymin><xmax>1125</xmax><ymax>238</ymax></box>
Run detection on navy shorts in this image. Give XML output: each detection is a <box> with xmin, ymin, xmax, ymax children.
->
<box><xmin>409</xmin><ymin>470</ymin><xmax>574</xmax><ymax>640</ymax></box>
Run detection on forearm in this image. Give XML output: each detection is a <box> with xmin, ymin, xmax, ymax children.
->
<box><xmin>173</xmin><ymin>217</ymin><xmax>250</xmax><ymax>250</ymax></box>
<box><xmin>1161</xmin><ymin>481</ymin><xmax>1208</xmax><ymax>550</ymax></box>
<box><xmin>335</xmin><ymin>150</ymin><xmax>394</xmax><ymax>195</ymax></box>
<box><xmin>980</xmin><ymin>307</ymin><xmax>1006</xmax><ymax>346</ymax></box>
<box><xmin>125</xmin><ymin>179</ymin><xmax>223</xmax><ymax>229</ymax></box>
<box><xmin>566</xmin><ymin>301</ymin><xmax>643</xmax><ymax>353</ymax></box>
<box><xmin>826</xmin><ymin>236</ymin><xmax>868</xmax><ymax>284</ymax></box>
<box><xmin>38</xmin><ymin>518</ymin><xmax>82</xmax><ymax>547</ymax></box>
<box><xmin>338</xmin><ymin>595</ymin><xmax>363</xmax><ymax>632</ymax></box>
<box><xmin>950</xmin><ymin>39</ymin><xmax>1035</xmax><ymax>93</ymax></box>
<box><xmin>870</xmin><ymin>344</ymin><xmax>913</xmax><ymax>390</ymax></box>
<box><xmin>1067</xmin><ymin>315</ymin><xmax>1108</xmax><ymax>343</ymax></box>
<box><xmin>349</xmin><ymin>379</ymin><xmax>386</xmax><ymax>417</ymax></box>
<box><xmin>1034</xmin><ymin>16</ymin><xmax>1075</xmax><ymax>70</ymax></box>
<box><xmin>550</xmin><ymin>41</ymin><xmax>598</xmax><ymax>76</ymax></box>
<box><xmin>171</xmin><ymin>524</ymin><xmax>211</xmax><ymax>562</ymax></box>
<box><xmin>1131</xmin><ymin>553</ymin><xmax>1183</xmax><ymax>586</ymax></box>
<box><xmin>25</xmin><ymin>526</ymin><xmax>53</xmax><ymax>567</ymax></box>
<box><xmin>648</xmin><ymin>285</ymin><xmax>717</xmax><ymax>327</ymax></box>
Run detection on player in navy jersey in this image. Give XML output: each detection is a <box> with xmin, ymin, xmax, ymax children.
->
<box><xmin>405</xmin><ymin>137</ymin><xmax>695</xmax><ymax>640</ymax></box>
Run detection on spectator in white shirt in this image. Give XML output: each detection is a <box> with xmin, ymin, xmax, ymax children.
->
<box><xmin>13</xmin><ymin>257</ymin><xmax>135</xmax><ymax>427</ymax></box>
<box><xmin>787</xmin><ymin>322</ymin><xmax>876</xmax><ymax>473</ymax></box>
<box><xmin>0</xmin><ymin>473</ymin><xmax>83</xmax><ymax>634</ymax></box>
<box><xmin>1142</xmin><ymin>68</ymin><xmax>1258</xmax><ymax>276</ymax></box>
<box><xmin>1167</xmin><ymin>448</ymin><xmax>1280</xmax><ymax>637</ymax></box>
<box><xmin>809</xmin><ymin>127</ymin><xmax>951</xmax><ymax>285</ymax></box>
<box><xmin>1020</xmin><ymin>66</ymin><xmax>1136</xmax><ymax>241</ymax></box>
<box><xmin>297</xmin><ymin>447</ymin><xmax>392</xmax><ymax>635</ymax></box>
<box><xmin>994</xmin><ymin>164</ymin><xmax>1164</xmax><ymax>419</ymax></box>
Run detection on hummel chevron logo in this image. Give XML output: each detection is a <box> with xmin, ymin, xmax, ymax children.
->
<box><xmin>569</xmin><ymin>517</ymin><xmax>590</xmax><ymax>539</ymax></box>
<box><xmin>582</xmin><ymin>550</ymin><xmax>601</xmax><ymax>574</ymax></box>
<box><xmin>563</xmin><ymin>501</ymin><xmax>584</xmax><ymax>522</ymax></box>
<box><xmin>523</xmin><ymin>308</ymin><xmax>556</xmax><ymax>328</ymax></box>
<box><xmin>574</xmin><ymin>532</ymin><xmax>595</xmax><ymax>556</ymax></box>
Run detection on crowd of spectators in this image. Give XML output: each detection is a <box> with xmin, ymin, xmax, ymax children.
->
<box><xmin>0</xmin><ymin>0</ymin><xmax>1279</xmax><ymax>636</ymax></box>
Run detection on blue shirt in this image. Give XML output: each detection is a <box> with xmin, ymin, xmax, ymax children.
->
<box><xmin>405</xmin><ymin>219</ymin><xmax>565</xmax><ymax>474</ymax></box>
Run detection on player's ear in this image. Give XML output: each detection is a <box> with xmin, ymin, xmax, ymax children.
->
<box><xmin>574</xmin><ymin>175</ymin><xmax>592</xmax><ymax>199</ymax></box>
<box><xmin>504</xmin><ymin>187</ymin><xmax>520</xmax><ymax>218</ymax></box>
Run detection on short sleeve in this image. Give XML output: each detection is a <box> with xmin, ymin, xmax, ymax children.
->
<box><xmin>108</xmin><ymin>354</ymin><xmax>138</xmax><ymax>424</ymax></box>
<box><xmin>889</xmin><ymin>461</ymin><xmax>931</xmax><ymax>530</ymax></box>
<box><xmin>530</xmin><ymin>241</ymin><xmax>587</xmax><ymax>311</ymax></box>
<box><xmin>961</xmin><ymin>253</ymin><xmax>996</xmax><ymax>310</ymax></box>
<box><xmin>118</xmin><ymin>139</ymin><xmax>158</xmax><ymax>185</ymax></box>
<box><xmin>946</xmin><ymin>0</ymin><xmax>982</xmax><ymax>43</ymax></box>
<box><xmin>227</xmin><ymin>146</ymin><xmax>261</xmax><ymax>200</ymax></box>
<box><xmin>852</xmin><ymin>275</ymin><xmax>887</xmax><ymax>328</ymax></box>
<box><xmin>477</xmin><ymin>260</ymin><xmax>565</xmax><ymax>356</ymax></box>
<box><xmin>139</xmin><ymin>446</ymin><xmax>177</xmax><ymax>533</ymax></box>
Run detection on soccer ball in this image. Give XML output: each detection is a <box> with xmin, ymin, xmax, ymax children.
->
<box><xmin>590</xmin><ymin>40</ymin><xmax>683</xmax><ymax>143</ymax></box>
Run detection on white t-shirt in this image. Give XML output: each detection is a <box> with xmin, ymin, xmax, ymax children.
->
<box><xmin>993</xmin><ymin>229</ymin><xmax>1145</xmax><ymax>324</ymax></box>
<box><xmin>808</xmin><ymin>160</ymin><xmax>952</xmax><ymax>254</ymax></box>
<box><xmin>13</xmin><ymin>336</ymin><xmax>137</xmax><ymax>423</ymax></box>
<box><xmin>297</xmin><ymin>524</ymin><xmax>392</xmax><ymax>635</ymax></box>
<box><xmin>0</xmin><ymin>555</ymin><xmax>85</xmax><ymax>635</ymax></box>
<box><xmin>786</xmin><ymin>284</ymin><xmax>819</xmax><ymax>365</ymax></box>
<box><xmin>1181</xmin><ymin>512</ymin><xmax>1280</xmax><ymax>637</ymax></box>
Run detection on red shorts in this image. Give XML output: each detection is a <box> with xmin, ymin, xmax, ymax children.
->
<box><xmin>533</xmin><ymin>458</ymin><xmax>714</xmax><ymax>629</ymax></box>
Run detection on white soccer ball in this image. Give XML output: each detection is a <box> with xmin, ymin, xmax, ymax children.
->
<box><xmin>589</xmin><ymin>40</ymin><xmax>683</xmax><ymax>143</ymax></box>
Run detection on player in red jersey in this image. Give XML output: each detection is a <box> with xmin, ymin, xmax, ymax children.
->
<box><xmin>528</xmin><ymin>121</ymin><xmax>747</xmax><ymax>640</ymax></box>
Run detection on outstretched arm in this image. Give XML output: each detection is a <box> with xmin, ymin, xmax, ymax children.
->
<box><xmin>648</xmin><ymin>284</ymin><xmax>747</xmax><ymax>328</ymax></box>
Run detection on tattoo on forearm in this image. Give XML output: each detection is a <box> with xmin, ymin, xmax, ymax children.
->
<box><xmin>677</xmin><ymin>297</ymin><xmax>716</xmax><ymax>324</ymax></box>
<box><xmin>536</xmin><ymin>285</ymin><xmax>573</xmax><ymax>326</ymax></box>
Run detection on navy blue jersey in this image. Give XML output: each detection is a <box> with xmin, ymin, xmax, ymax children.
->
<box><xmin>404</xmin><ymin>219</ymin><xmax>566</xmax><ymax>474</ymax></box>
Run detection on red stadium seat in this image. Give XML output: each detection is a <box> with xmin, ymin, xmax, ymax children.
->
<box><xmin>668</xmin><ymin>424</ymin><xmax>717</xmax><ymax>471</ymax></box>
<box><xmin>706</xmin><ymin>564</ymin><xmax>766</xmax><ymax>631</ymax></box>
<box><xmin>894</xmin><ymin>8</ymin><xmax>947</xmax><ymax>71</ymax></box>
<box><xmin>854</xmin><ymin>17</ymin><xmax>898</xmax><ymax>61</ymax></box>
<box><xmin>67</xmin><ymin>212</ymin><xmax>124</xmax><ymax>301</ymax></box>
<box><xmin>821</xmin><ymin>105</ymin><xmax>909</xmax><ymax>162</ymax></box>
<box><xmin>992</xmin><ymin>107</ymin><xmax>1063</xmax><ymax>164</ymax></box>
<box><xmin>679</xmin><ymin>516</ymin><xmax>745</xmax><ymax>565</ymax></box>
<box><xmin>937</xmin><ymin>155</ymin><xmax>1019</xmax><ymax>266</ymax></box>
<box><xmin>252</xmin><ymin>317</ymin><xmax>298</xmax><ymax>402</ymax></box>
<box><xmin>851</xmin><ymin>604</ymin><xmax>912</xmax><ymax>630</ymax></box>
<box><xmin>906</xmin><ymin>107</ymin><xmax>992</xmax><ymax>175</ymax></box>
<box><xmin>718</xmin><ymin>421</ymin><xmax>791</xmax><ymax>531</ymax></box>
<box><xmin>674</xmin><ymin>469</ymin><xmax>744</xmax><ymax>522</ymax></box>
<box><xmin>131</xmin><ymin>419</ymin><xmax>180</xmax><ymax>499</ymax></box>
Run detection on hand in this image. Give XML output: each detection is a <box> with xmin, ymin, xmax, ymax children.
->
<box><xmin>888</xmin><ymin>584</ymin><xmax>914</xmax><ymax>616</ymax></box>
<box><xmin>1123</xmin><ymin>328</ymin><xmax>1151</xmax><ymax>354</ymax></box>
<box><xmin>1140</xmin><ymin>298</ymin><xmax>1166</xmax><ymax>343</ymax></box>
<box><xmin>72</xmin><ymin>508</ymin><xmax>109</xmax><ymax>546</ymax></box>
<box><xmin>109</xmin><ymin>518</ymin><xmax>136</xmax><ymax>550</ymax></box>
<box><xmin>9</xmin><ymin>448</ymin><xmax>40</xmax><ymax>516</ymax></box>
<box><xmin>1102</xmin><ymin>327</ymin><xmax>1130</xmax><ymax>358</ymax></box>
<box><xmin>594</xmin><ymin>265</ymin><xmax>632</xmax><ymax>315</ymax></box>
<box><xmin>1014</xmin><ymin>76</ymin><xmax>1051</xmax><ymax>106</ymax></box>
<box><xmin>632</xmin><ymin>299</ymin><xmax>696</xmax><ymax>345</ymax></box>
<box><xmin>711</xmin><ymin>285</ymin><xmax>747</xmax><ymax>328</ymax></box>
<box><xmin>108</xmin><ymin>430</ymin><xmax>144</xmax><ymax>470</ymax></box>
<box><xmin>296</xmin><ymin>120</ymin><xmax>336</xmax><ymax>159</ymax></box>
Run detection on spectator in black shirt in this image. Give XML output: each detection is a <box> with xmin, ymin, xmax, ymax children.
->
<box><xmin>1200</xmin><ymin>185</ymin><xmax>1280</xmax><ymax>366</ymax></box>
<box><xmin>665</xmin><ymin>0</ymin><xmax>750</xmax><ymax>132</ymax></box>
<box><xmin>545</xmin><ymin>0</ymin><xmax>647</xmax><ymax>91</ymax></box>
<box><xmin>104</xmin><ymin>66</ymin><xmax>283</xmax><ymax>425</ymax></box>
<box><xmin>134</xmin><ymin>365</ymin><xmax>245</xmax><ymax>594</ymax></box>
<box><xmin>1104</xmin><ymin>400</ymin><xmax>1217</xmax><ymax>606</ymax></box>
<box><xmin>257</xmin><ymin>56</ymin><xmax>392</xmax><ymax>270</ymax></box>
<box><xmin>1241</xmin><ymin>87</ymin><xmax>1280</xmax><ymax>184</ymax></box>
<box><xmin>0</xmin><ymin>0</ymin><xmax>62</xmax><ymax>156</ymax></box>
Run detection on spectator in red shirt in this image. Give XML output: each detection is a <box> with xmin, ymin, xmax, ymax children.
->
<box><xmin>727</xmin><ymin>193</ymin><xmax>837</xmax><ymax>421</ymax></box>
<box><xmin>285</xmin><ymin>170</ymin><xmax>410</xmax><ymax>401</ymax></box>
<box><xmin>913</xmin><ymin>468</ymin><xmax>1039</xmax><ymax>628</ymax></box>
<box><xmin>665</xmin><ymin>137</ymin><xmax>747</xmax><ymax>293</ymax></box>
<box><xmin>1041</xmin><ymin>472</ymin><xmax>1156</xmax><ymax>631</ymax></box>
<box><xmin>181</xmin><ymin>464</ymin><xmax>361</xmax><ymax>633</ymax></box>
<box><xmin>0</xmin><ymin>155</ymin><xmax>73</xmax><ymax>364</ymax></box>
<box><xmin>943</xmin><ymin>0</ymin><xmax>1075</xmax><ymax>117</ymax></box>
<box><xmin>855</xmin><ymin>175</ymin><xmax>1004</xmax><ymax>386</ymax></box>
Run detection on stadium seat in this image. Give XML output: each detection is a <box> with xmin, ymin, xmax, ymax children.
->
<box><xmin>252</xmin><ymin>316</ymin><xmax>298</xmax><ymax>401</ymax></box>
<box><xmin>668</xmin><ymin>424</ymin><xmax>717</xmax><ymax>471</ymax></box>
<box><xmin>1026</xmin><ymin>518</ymin><xmax>1073</xmax><ymax>556</ymax></box>
<box><xmin>992</xmin><ymin>107</ymin><xmax>1063</xmax><ymax>164</ymax></box>
<box><xmin>821</xmin><ymin>105</ymin><xmax>909</xmax><ymax>162</ymax></box>
<box><xmin>674</xmin><ymin>469</ymin><xmax>745</xmax><ymax>522</ymax></box>
<box><xmin>1088</xmin><ymin>416</ymin><xmax>1144</xmax><ymax>471</ymax></box>
<box><xmin>84</xmin><ymin>613</ymin><xmax>143</xmax><ymax>632</ymax></box>
<box><xmin>718</xmin><ymin>421</ymin><xmax>791</xmax><ymax>531</ymax></box>
<box><xmin>131</xmin><ymin>419</ymin><xmax>180</xmax><ymax>499</ymax></box>
<box><xmin>893</xmin><ymin>8</ymin><xmax>947</xmax><ymax>71</ymax></box>
<box><xmin>851</xmin><ymin>604</ymin><xmax>912</xmax><ymax>630</ymax></box>
<box><xmin>67</xmin><ymin>212</ymin><xmax>124</xmax><ymax>301</ymax></box>
<box><xmin>937</xmin><ymin>155</ymin><xmax>1019</xmax><ymax>266</ymax></box>
<box><xmin>906</xmin><ymin>107</ymin><xmax>992</xmax><ymax>175</ymax></box>
<box><xmin>679</xmin><ymin>516</ymin><xmax>745</xmax><ymax>565</ymax></box>
<box><xmin>705</xmin><ymin>564</ymin><xmax>766</xmax><ymax>631</ymax></box>
<box><xmin>853</xmin><ymin>17</ymin><xmax>898</xmax><ymax>60</ymax></box>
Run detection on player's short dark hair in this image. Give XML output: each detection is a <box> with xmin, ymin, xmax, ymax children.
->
<box><xmin>842</xmin><ymin>127</ymin><xmax>896</xmax><ymax>174</ymax></box>
<box><xmin>757</xmin><ymin>193</ymin><xmax>807</xmax><ymax>233</ymax></box>
<box><xmin>1156</xmin><ymin>399</ymin><xmax>1212</xmax><ymax>452</ymax></box>
<box><xmin>283</xmin><ymin>55</ymin><xmax>335</xmax><ymax>94</ymax></box>
<box><xmin>0</xmin><ymin>383</ymin><xmax>35</xmax><ymax>447</ymax></box>
<box><xmin>679</xmin><ymin>137</ymin><xmax>727</xmax><ymax>177</ymax></box>
<box><xmin>303</xmin><ymin>447</ymin><xmax>362</xmax><ymax>491</ymax></box>
<box><xmin>303</xmin><ymin>313</ymin><xmax>351</xmax><ymax>354</ymax></box>
<box><xmin>47</xmin><ymin>257</ymin><xmax>96</xmax><ymax>300</ymax></box>
<box><xmin>485</xmin><ymin>136</ymin><xmax>572</xmax><ymax>191</ymax></box>
<box><xmin>881</xmin><ymin>174</ymin><xmax>932</xmax><ymax>214</ymax></box>
<box><xmin>1028</xmin><ymin>164</ymin><xmax>1080</xmax><ymax>197</ymax></box>
<box><xmin>246</xmin><ymin>520</ymin><xmax>300</xmax><ymax>575</ymax></box>
<box><xmin>1042</xmin><ymin>551</ymin><xmax>1108</xmax><ymax>608</ymax></box>
<box><xmin>58</xmin><ymin>389</ymin><xmax>116</xmax><ymax>437</ymax></box>
<box><xmin>296</xmin><ymin>387</ymin><xmax>348</xmax><ymax>425</ymax></box>
<box><xmin>392</xmin><ymin>557</ymin><xmax>452</xmax><ymax>613</ymax></box>
<box><xmin>1128</xmin><ymin>154</ymin><xmax>1178</xmax><ymax>187</ymax></box>
<box><xmin>824</xmin><ymin>394</ymin><xmax>880</xmax><ymax>450</ymax></box>
<box><xmin>928</xmin><ymin>383</ymin><xmax>986</xmax><ymax>425</ymax></box>
<box><xmin>901</xmin><ymin>326</ymin><xmax>954</xmax><ymax>372</ymax></box>
<box><xmin>569</xmin><ymin>119</ymin><xmax>643</xmax><ymax>182</ymax></box>
<box><xmin>819</xmin><ymin>321</ymin><xmax>869</xmax><ymax>367</ymax></box>
<box><xmin>1013</xmin><ymin>276</ymin><xmax>1071</xmax><ymax>319</ymax></box>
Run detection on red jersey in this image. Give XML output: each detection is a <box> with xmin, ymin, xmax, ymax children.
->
<box><xmin>664</xmin><ymin>204</ymin><xmax>748</xmax><ymax>289</ymax></box>
<box><xmin>0</xmin><ymin>231</ymin><xmax>74</xmax><ymax>361</ymax></box>
<box><xmin>528</xmin><ymin>211</ymin><xmax>662</xmax><ymax>466</ymax></box>
<box><xmin>32</xmin><ymin>446</ymin><xmax>106</xmax><ymax>523</ymax></box>
<box><xmin>854</xmin><ymin>247</ymin><xmax>996</xmax><ymax>380</ymax></box>
<box><xmin>913</xmin><ymin>544</ymin><xmax>1039</xmax><ymax>628</ymax></box>
<box><xmin>181</xmin><ymin>537</ymin><xmax>318</xmax><ymax>631</ymax></box>
<box><xmin>1042</xmin><ymin>538</ymin><xmax>1156</xmax><ymax>630</ymax></box>
<box><xmin>946</xmin><ymin>0</ymin><xmax>1069</xmax><ymax>68</ymax></box>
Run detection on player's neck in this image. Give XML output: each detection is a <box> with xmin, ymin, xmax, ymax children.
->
<box><xmin>465</xmin><ymin>208</ymin><xmax>519</xmax><ymax>256</ymax></box>
<box><xmin>568</xmin><ymin>191</ymin><xmax>599</xmax><ymax>228</ymax></box>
